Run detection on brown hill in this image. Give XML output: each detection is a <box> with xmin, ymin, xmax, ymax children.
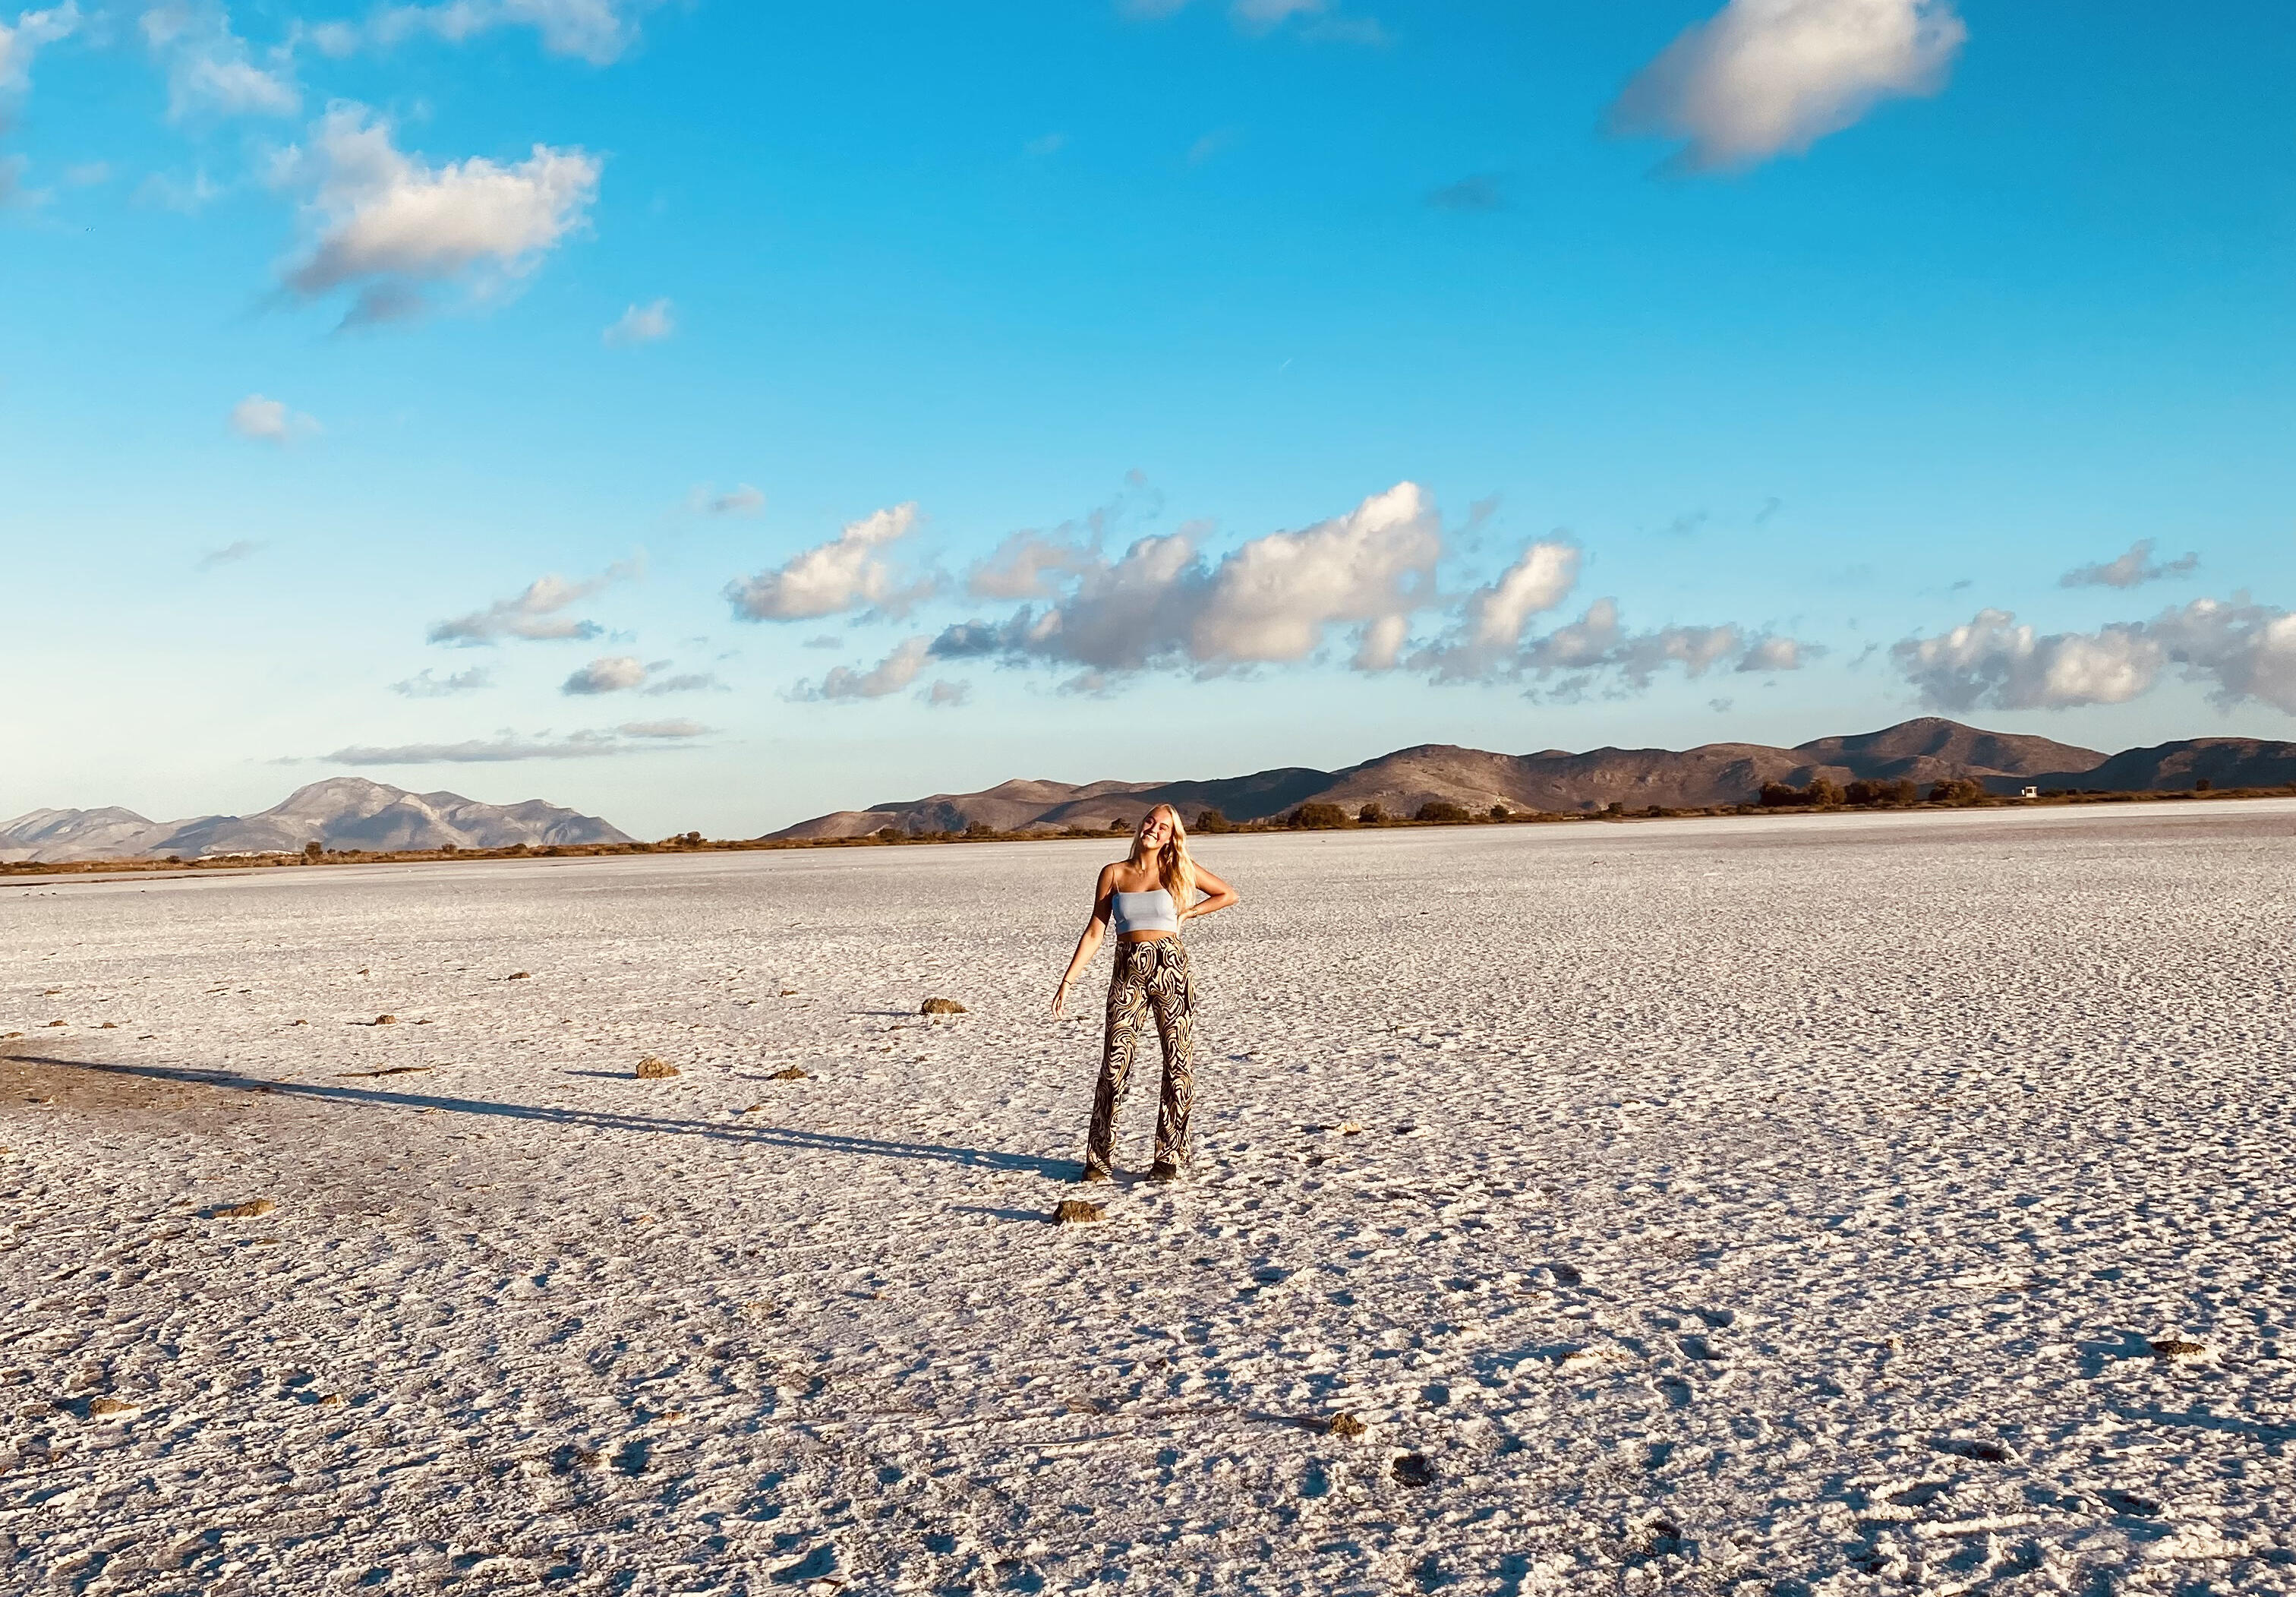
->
<box><xmin>1794</xmin><ymin>718</ymin><xmax>2105</xmax><ymax>785</ymax></box>
<box><xmin>765</xmin><ymin>718</ymin><xmax>2296</xmax><ymax>841</ymax></box>
<box><xmin>2010</xmin><ymin>737</ymin><xmax>2296</xmax><ymax>794</ymax></box>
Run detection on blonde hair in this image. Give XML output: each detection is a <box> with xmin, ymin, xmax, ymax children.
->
<box><xmin>1131</xmin><ymin>803</ymin><xmax>1197</xmax><ymax>916</ymax></box>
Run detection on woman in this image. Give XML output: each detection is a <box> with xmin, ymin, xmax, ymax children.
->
<box><xmin>1051</xmin><ymin>803</ymin><xmax>1239</xmax><ymax>1183</ymax></box>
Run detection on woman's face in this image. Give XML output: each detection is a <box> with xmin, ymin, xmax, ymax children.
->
<box><xmin>1137</xmin><ymin>811</ymin><xmax>1172</xmax><ymax>850</ymax></box>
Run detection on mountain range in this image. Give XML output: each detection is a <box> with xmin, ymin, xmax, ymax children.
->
<box><xmin>768</xmin><ymin>718</ymin><xmax>2296</xmax><ymax>838</ymax></box>
<box><xmin>1</xmin><ymin>778</ymin><xmax>632</xmax><ymax>864</ymax></box>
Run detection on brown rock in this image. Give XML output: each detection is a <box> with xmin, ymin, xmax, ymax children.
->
<box><xmin>507</xmin><ymin>971</ymin><xmax>531</xmax><ymax>980</ymax></box>
<box><xmin>211</xmin><ymin>1198</ymin><xmax>276</xmax><ymax>1219</ymax></box>
<box><xmin>635</xmin><ymin>1056</ymin><xmax>680</xmax><ymax>1080</ymax></box>
<box><xmin>290</xmin><ymin>1019</ymin><xmax>308</xmax><ymax>1027</ymax></box>
<box><xmin>1</xmin><ymin>1032</ymin><xmax>21</xmax><ymax>1040</ymax></box>
<box><xmin>374</xmin><ymin>1015</ymin><xmax>398</xmax><ymax>1025</ymax></box>
<box><xmin>46</xmin><ymin>1020</ymin><xmax>65</xmax><ymax>1027</ymax></box>
<box><xmin>1325</xmin><ymin>1412</ymin><xmax>1367</xmax><ymax>1439</ymax></box>
<box><xmin>1053</xmin><ymin>1200</ymin><xmax>1105</xmax><ymax>1224</ymax></box>
<box><xmin>2150</xmin><ymin>1338</ymin><xmax>2207</xmax><ymax>1360</ymax></box>
<box><xmin>87</xmin><ymin>1397</ymin><xmax>137</xmax><ymax>1418</ymax></box>
<box><xmin>99</xmin><ymin>1021</ymin><xmax>118</xmax><ymax>1030</ymax></box>
<box><xmin>1391</xmin><ymin>1453</ymin><xmax>1433</xmax><ymax>1487</ymax></box>
<box><xmin>920</xmin><ymin>997</ymin><xmax>967</xmax><ymax>1015</ymax></box>
<box><xmin>768</xmin><ymin>1067</ymin><xmax>810</xmax><ymax>1081</ymax></box>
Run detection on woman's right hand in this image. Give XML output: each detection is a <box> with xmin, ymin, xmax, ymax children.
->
<box><xmin>1049</xmin><ymin>977</ymin><xmax>1069</xmax><ymax>1016</ymax></box>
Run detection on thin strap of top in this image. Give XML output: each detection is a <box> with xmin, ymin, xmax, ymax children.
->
<box><xmin>1109</xmin><ymin>887</ymin><xmax>1180</xmax><ymax>935</ymax></box>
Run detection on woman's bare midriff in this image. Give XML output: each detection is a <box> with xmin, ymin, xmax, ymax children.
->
<box><xmin>1118</xmin><ymin>929</ymin><xmax>1177</xmax><ymax>943</ymax></box>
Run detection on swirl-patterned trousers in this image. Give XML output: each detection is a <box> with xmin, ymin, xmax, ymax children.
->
<box><xmin>1084</xmin><ymin>936</ymin><xmax>1196</xmax><ymax>1175</ymax></box>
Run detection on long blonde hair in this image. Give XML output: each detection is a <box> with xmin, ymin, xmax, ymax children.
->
<box><xmin>1130</xmin><ymin>803</ymin><xmax>1197</xmax><ymax>914</ymax></box>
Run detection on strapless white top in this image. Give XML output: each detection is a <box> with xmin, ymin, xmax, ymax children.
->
<box><xmin>1110</xmin><ymin>888</ymin><xmax>1180</xmax><ymax>935</ymax></box>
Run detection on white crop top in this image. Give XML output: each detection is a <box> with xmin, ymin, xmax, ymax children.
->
<box><xmin>1110</xmin><ymin>888</ymin><xmax>1181</xmax><ymax>935</ymax></box>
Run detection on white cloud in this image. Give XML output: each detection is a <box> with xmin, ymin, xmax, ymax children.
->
<box><xmin>1023</xmin><ymin>131</ymin><xmax>1068</xmax><ymax>158</ymax></box>
<box><xmin>135</xmin><ymin>166</ymin><xmax>222</xmax><ymax>213</ymax></box>
<box><xmin>925</xmin><ymin>680</ymin><xmax>970</xmax><ymax>709</ymax></box>
<box><xmin>2149</xmin><ymin>597</ymin><xmax>2296</xmax><ymax>715</ymax></box>
<box><xmin>725</xmin><ymin>503</ymin><xmax>931</xmax><ymax>622</ymax></box>
<box><xmin>1189</xmin><ymin>481</ymin><xmax>1440</xmax><ymax>665</ymax></box>
<box><xmin>1891</xmin><ymin>608</ymin><xmax>2160</xmax><ymax>711</ymax></box>
<box><xmin>642</xmin><ymin>671</ymin><xmax>720</xmax><ymax>695</ymax></box>
<box><xmin>1421</xmin><ymin>538</ymin><xmax>1580</xmax><ymax>679</ymax></box>
<box><xmin>617</xmin><ymin>717</ymin><xmax>708</xmax><ymax>738</ymax></box>
<box><xmin>2060</xmin><ymin>538</ymin><xmax>2200</xmax><ymax>591</ymax></box>
<box><xmin>1512</xmin><ymin>599</ymin><xmax>1811</xmax><ymax>697</ymax></box>
<box><xmin>561</xmin><ymin>654</ymin><xmax>648</xmax><ymax>695</ymax></box>
<box><xmin>323</xmin><ymin>727</ymin><xmax>677</xmax><ymax>762</ymax></box>
<box><xmin>689</xmin><ymin>482</ymin><xmax>764</xmax><ymax>516</ymax></box>
<box><xmin>947</xmin><ymin>483</ymin><xmax>1440</xmax><ymax>675</ymax></box>
<box><xmin>799</xmin><ymin>636</ymin><xmax>931</xmax><ymax>702</ymax></box>
<box><xmin>273</xmin><ymin>103</ymin><xmax>601</xmax><ymax>327</ymax></box>
<box><xmin>603</xmin><ymin>297</ymin><xmax>673</xmax><ymax>346</ymax></box>
<box><xmin>366</xmin><ymin>0</ymin><xmax>656</xmax><ymax>65</ymax></box>
<box><xmin>391</xmin><ymin>666</ymin><xmax>491</xmax><ymax>697</ymax></box>
<box><xmin>141</xmin><ymin>3</ymin><xmax>300</xmax><ymax>122</ymax></box>
<box><xmin>227</xmin><ymin>392</ymin><xmax>319</xmax><ymax>443</ymax></box>
<box><xmin>428</xmin><ymin>558</ymin><xmax>636</xmax><ymax>645</ymax></box>
<box><xmin>1610</xmin><ymin>0</ymin><xmax>1966</xmax><ymax>171</ymax></box>
<box><xmin>0</xmin><ymin>4</ymin><xmax>77</xmax><ymax>94</ymax></box>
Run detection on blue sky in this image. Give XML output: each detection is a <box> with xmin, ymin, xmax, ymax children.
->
<box><xmin>4</xmin><ymin>0</ymin><xmax>2293</xmax><ymax>837</ymax></box>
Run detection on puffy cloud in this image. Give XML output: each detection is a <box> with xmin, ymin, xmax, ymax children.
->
<box><xmin>1189</xmin><ymin>481</ymin><xmax>1439</xmax><ymax>665</ymax></box>
<box><xmin>925</xmin><ymin>679</ymin><xmax>970</xmax><ymax>709</ymax></box>
<box><xmin>689</xmin><ymin>482</ymin><xmax>764</xmax><ymax>516</ymax></box>
<box><xmin>1610</xmin><ymin>0</ymin><xmax>1966</xmax><ymax>171</ymax></box>
<box><xmin>391</xmin><ymin>666</ymin><xmax>491</xmax><ymax>697</ymax></box>
<box><xmin>642</xmin><ymin>671</ymin><xmax>720</xmax><ymax>696</ymax></box>
<box><xmin>617</xmin><ymin>717</ymin><xmax>708</xmax><ymax>738</ymax></box>
<box><xmin>363</xmin><ymin>0</ymin><xmax>657</xmax><ymax>65</ymax></box>
<box><xmin>428</xmin><ymin>559</ymin><xmax>636</xmax><ymax>645</ymax></box>
<box><xmin>1512</xmin><ymin>599</ymin><xmax>1812</xmax><ymax>698</ymax></box>
<box><xmin>950</xmin><ymin>483</ymin><xmax>1440</xmax><ymax>676</ymax></box>
<box><xmin>141</xmin><ymin>3</ymin><xmax>299</xmax><ymax>122</ymax></box>
<box><xmin>0</xmin><ymin>4</ymin><xmax>76</xmax><ymax>94</ymax></box>
<box><xmin>966</xmin><ymin>474</ymin><xmax>1162</xmax><ymax>600</ymax></box>
<box><xmin>1420</xmin><ymin>538</ymin><xmax>1580</xmax><ymax>679</ymax></box>
<box><xmin>603</xmin><ymin>297</ymin><xmax>673</xmax><ymax>345</ymax></box>
<box><xmin>273</xmin><ymin>104</ymin><xmax>601</xmax><ymax>327</ymax></box>
<box><xmin>2148</xmin><ymin>597</ymin><xmax>2296</xmax><ymax>715</ymax></box>
<box><xmin>196</xmin><ymin>538</ymin><xmax>263</xmax><ymax>570</ymax></box>
<box><xmin>796</xmin><ymin>636</ymin><xmax>931</xmax><ymax>702</ymax></box>
<box><xmin>1891</xmin><ymin>608</ymin><xmax>2160</xmax><ymax>711</ymax></box>
<box><xmin>227</xmin><ymin>392</ymin><xmax>319</xmax><ymax>443</ymax></box>
<box><xmin>725</xmin><ymin>503</ymin><xmax>931</xmax><ymax>622</ymax></box>
<box><xmin>561</xmin><ymin>655</ymin><xmax>648</xmax><ymax>695</ymax></box>
<box><xmin>2060</xmin><ymin>538</ymin><xmax>2199</xmax><ymax>590</ymax></box>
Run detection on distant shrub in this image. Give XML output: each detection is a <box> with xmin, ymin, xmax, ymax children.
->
<box><xmin>964</xmin><ymin>820</ymin><xmax>995</xmax><ymax>838</ymax></box>
<box><xmin>1758</xmin><ymin>781</ymin><xmax>1803</xmax><ymax>807</ymax></box>
<box><xmin>302</xmin><ymin>841</ymin><xmax>323</xmax><ymax>862</ymax></box>
<box><xmin>1357</xmin><ymin>802</ymin><xmax>1388</xmax><ymax>825</ymax></box>
<box><xmin>2195</xmin><ymin>777</ymin><xmax>2213</xmax><ymax>792</ymax></box>
<box><xmin>1109</xmin><ymin>818</ymin><xmax>1130</xmax><ymax>832</ymax></box>
<box><xmin>1928</xmin><ymin>778</ymin><xmax>1985</xmax><ymax>805</ymax></box>
<box><xmin>1287</xmin><ymin>802</ymin><xmax>1350</xmax><ymax>830</ymax></box>
<box><xmin>1844</xmin><ymin>778</ymin><xmax>1919</xmax><ymax>807</ymax></box>
<box><xmin>1487</xmin><ymin>804</ymin><xmax>1511</xmax><ymax>820</ymax></box>
<box><xmin>1415</xmin><ymin>801</ymin><xmax>1471</xmax><ymax>824</ymax></box>
<box><xmin>873</xmin><ymin>826</ymin><xmax>903</xmax><ymax>841</ymax></box>
<box><xmin>1192</xmin><ymin>808</ymin><xmax>1232</xmax><ymax>833</ymax></box>
<box><xmin>1805</xmin><ymin>777</ymin><xmax>1844</xmax><ymax>807</ymax></box>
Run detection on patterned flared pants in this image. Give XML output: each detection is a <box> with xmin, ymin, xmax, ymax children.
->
<box><xmin>1084</xmin><ymin>936</ymin><xmax>1196</xmax><ymax>1175</ymax></box>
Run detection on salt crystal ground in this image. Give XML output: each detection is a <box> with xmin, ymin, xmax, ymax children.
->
<box><xmin>5</xmin><ymin>806</ymin><xmax>2294</xmax><ymax>1594</ymax></box>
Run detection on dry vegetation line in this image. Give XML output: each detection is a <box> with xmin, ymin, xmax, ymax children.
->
<box><xmin>4</xmin><ymin>804</ymin><xmax>2294</xmax><ymax>1593</ymax></box>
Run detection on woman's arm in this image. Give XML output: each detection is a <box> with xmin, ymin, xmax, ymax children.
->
<box><xmin>1050</xmin><ymin>866</ymin><xmax>1117</xmax><ymax>1015</ymax></box>
<box><xmin>1183</xmin><ymin>865</ymin><xmax>1240</xmax><ymax>922</ymax></box>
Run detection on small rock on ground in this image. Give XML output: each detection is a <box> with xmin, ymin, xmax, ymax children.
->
<box><xmin>1053</xmin><ymin>1200</ymin><xmax>1105</xmax><ymax>1224</ymax></box>
<box><xmin>635</xmin><ymin>1056</ymin><xmax>680</xmax><ymax>1079</ymax></box>
<box><xmin>1325</xmin><ymin>1412</ymin><xmax>1367</xmax><ymax>1439</ymax></box>
<box><xmin>768</xmin><ymin>1066</ymin><xmax>810</xmax><ymax>1081</ymax></box>
<box><xmin>210</xmin><ymin>1198</ymin><xmax>276</xmax><ymax>1219</ymax></box>
<box><xmin>920</xmin><ymin>997</ymin><xmax>967</xmax><ymax>1015</ymax></box>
